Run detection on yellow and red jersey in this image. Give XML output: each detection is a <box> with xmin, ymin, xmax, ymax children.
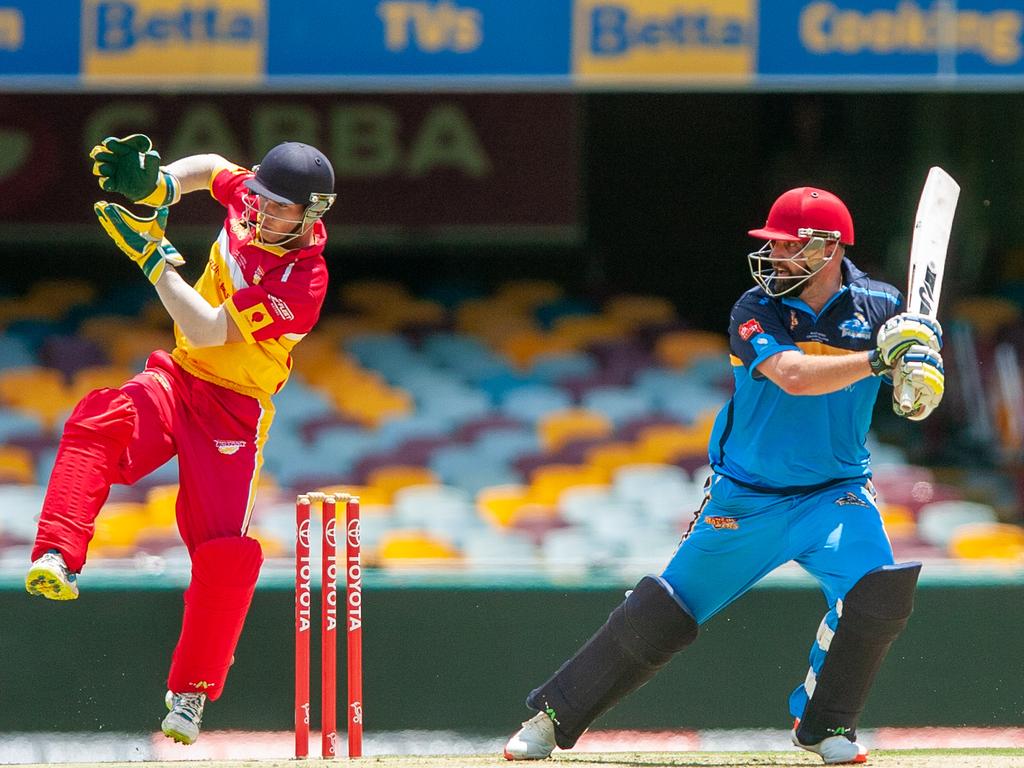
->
<box><xmin>172</xmin><ymin>161</ymin><xmax>328</xmax><ymax>398</ymax></box>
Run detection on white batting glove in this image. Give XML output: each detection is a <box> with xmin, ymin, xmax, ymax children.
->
<box><xmin>875</xmin><ymin>312</ymin><xmax>943</xmax><ymax>371</ymax></box>
<box><xmin>893</xmin><ymin>344</ymin><xmax>944</xmax><ymax>421</ymax></box>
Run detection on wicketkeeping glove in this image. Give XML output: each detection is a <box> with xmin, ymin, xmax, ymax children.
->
<box><xmin>89</xmin><ymin>134</ymin><xmax>180</xmax><ymax>207</ymax></box>
<box><xmin>94</xmin><ymin>202</ymin><xmax>184</xmax><ymax>285</ymax></box>
<box><xmin>893</xmin><ymin>344</ymin><xmax>944</xmax><ymax>421</ymax></box>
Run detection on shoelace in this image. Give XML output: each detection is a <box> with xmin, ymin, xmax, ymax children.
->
<box><xmin>172</xmin><ymin>694</ymin><xmax>205</xmax><ymax>724</ymax></box>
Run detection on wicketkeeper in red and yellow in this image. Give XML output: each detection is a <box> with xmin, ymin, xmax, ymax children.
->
<box><xmin>25</xmin><ymin>134</ymin><xmax>336</xmax><ymax>745</ymax></box>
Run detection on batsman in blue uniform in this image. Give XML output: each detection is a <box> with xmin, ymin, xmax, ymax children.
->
<box><xmin>505</xmin><ymin>187</ymin><xmax>946</xmax><ymax>765</ymax></box>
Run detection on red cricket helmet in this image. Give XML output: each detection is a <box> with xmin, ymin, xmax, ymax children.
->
<box><xmin>748</xmin><ymin>187</ymin><xmax>854</xmax><ymax>246</ymax></box>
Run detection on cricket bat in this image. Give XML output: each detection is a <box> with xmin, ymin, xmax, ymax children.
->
<box><xmin>900</xmin><ymin>166</ymin><xmax>960</xmax><ymax>413</ymax></box>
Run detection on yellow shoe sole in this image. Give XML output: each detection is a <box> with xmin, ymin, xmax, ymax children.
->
<box><xmin>25</xmin><ymin>565</ymin><xmax>79</xmax><ymax>600</ymax></box>
<box><xmin>161</xmin><ymin>725</ymin><xmax>197</xmax><ymax>745</ymax></box>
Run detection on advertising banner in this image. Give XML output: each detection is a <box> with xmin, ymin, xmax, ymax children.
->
<box><xmin>267</xmin><ymin>0</ymin><xmax>571</xmax><ymax>79</ymax></box>
<box><xmin>0</xmin><ymin>0</ymin><xmax>80</xmax><ymax>77</ymax></box>
<box><xmin>0</xmin><ymin>93</ymin><xmax>579</xmax><ymax>242</ymax></box>
<box><xmin>81</xmin><ymin>0</ymin><xmax>266</xmax><ymax>85</ymax></box>
<box><xmin>572</xmin><ymin>0</ymin><xmax>756</xmax><ymax>84</ymax></box>
<box><xmin>759</xmin><ymin>0</ymin><xmax>1024</xmax><ymax>78</ymax></box>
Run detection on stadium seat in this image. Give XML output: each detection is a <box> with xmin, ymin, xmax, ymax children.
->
<box><xmin>377</xmin><ymin>530</ymin><xmax>461</xmax><ymax>566</ymax></box>
<box><xmin>538</xmin><ymin>408</ymin><xmax>614</xmax><ymax>451</ymax></box>
<box><xmin>604</xmin><ymin>294</ymin><xmax>678</xmax><ymax>328</ymax></box>
<box><xmin>947</xmin><ymin>522</ymin><xmax>1024</xmax><ymax>560</ymax></box>
<box><xmin>500</xmin><ymin>385</ymin><xmax>574</xmax><ymax>424</ymax></box>
<box><xmin>365</xmin><ymin>465</ymin><xmax>439</xmax><ymax>502</ymax></box>
<box><xmin>654</xmin><ymin>330</ymin><xmax>729</xmax><ymax>369</ymax></box>
<box><xmin>476</xmin><ymin>484</ymin><xmax>532</xmax><ymax>528</ymax></box>
<box><xmin>917</xmin><ymin>500</ymin><xmax>999</xmax><ymax>548</ymax></box>
<box><xmin>529</xmin><ymin>463</ymin><xmax>609</xmax><ymax>505</ymax></box>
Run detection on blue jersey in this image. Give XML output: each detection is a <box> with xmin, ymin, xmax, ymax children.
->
<box><xmin>708</xmin><ymin>258</ymin><xmax>903</xmax><ymax>491</ymax></box>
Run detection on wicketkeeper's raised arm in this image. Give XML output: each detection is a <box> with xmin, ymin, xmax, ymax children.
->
<box><xmin>90</xmin><ymin>133</ymin><xmax>228</xmax><ymax>205</ymax></box>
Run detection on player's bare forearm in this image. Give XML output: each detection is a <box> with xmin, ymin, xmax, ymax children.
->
<box><xmin>757</xmin><ymin>349</ymin><xmax>873</xmax><ymax>396</ymax></box>
<box><xmin>153</xmin><ymin>268</ymin><xmax>241</xmax><ymax>347</ymax></box>
<box><xmin>163</xmin><ymin>154</ymin><xmax>230</xmax><ymax>197</ymax></box>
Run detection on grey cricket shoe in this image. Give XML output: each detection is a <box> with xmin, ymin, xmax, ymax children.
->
<box><xmin>792</xmin><ymin>727</ymin><xmax>869</xmax><ymax>764</ymax></box>
<box><xmin>25</xmin><ymin>550</ymin><xmax>79</xmax><ymax>600</ymax></box>
<box><xmin>503</xmin><ymin>710</ymin><xmax>557</xmax><ymax>760</ymax></box>
<box><xmin>162</xmin><ymin>690</ymin><xmax>207</xmax><ymax>745</ymax></box>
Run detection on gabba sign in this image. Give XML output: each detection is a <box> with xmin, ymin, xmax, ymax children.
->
<box><xmin>81</xmin><ymin>0</ymin><xmax>265</xmax><ymax>83</ymax></box>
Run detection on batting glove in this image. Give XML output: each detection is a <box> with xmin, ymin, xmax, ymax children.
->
<box><xmin>94</xmin><ymin>202</ymin><xmax>184</xmax><ymax>285</ymax></box>
<box><xmin>892</xmin><ymin>344</ymin><xmax>944</xmax><ymax>421</ymax></box>
<box><xmin>872</xmin><ymin>312</ymin><xmax>943</xmax><ymax>375</ymax></box>
<box><xmin>89</xmin><ymin>134</ymin><xmax>180</xmax><ymax>207</ymax></box>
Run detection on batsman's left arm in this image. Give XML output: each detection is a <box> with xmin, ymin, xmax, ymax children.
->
<box><xmin>153</xmin><ymin>269</ymin><xmax>243</xmax><ymax>348</ymax></box>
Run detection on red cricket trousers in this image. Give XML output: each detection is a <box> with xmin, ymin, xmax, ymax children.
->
<box><xmin>32</xmin><ymin>349</ymin><xmax>272</xmax><ymax>568</ymax></box>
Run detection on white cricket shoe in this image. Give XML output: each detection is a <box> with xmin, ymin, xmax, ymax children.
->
<box><xmin>162</xmin><ymin>691</ymin><xmax>206</xmax><ymax>745</ymax></box>
<box><xmin>504</xmin><ymin>710</ymin><xmax>557</xmax><ymax>760</ymax></box>
<box><xmin>793</xmin><ymin>724</ymin><xmax>869</xmax><ymax>764</ymax></box>
<box><xmin>25</xmin><ymin>550</ymin><xmax>79</xmax><ymax>600</ymax></box>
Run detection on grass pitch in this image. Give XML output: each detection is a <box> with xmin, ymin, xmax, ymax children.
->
<box><xmin>12</xmin><ymin>749</ymin><xmax>1024</xmax><ymax>768</ymax></box>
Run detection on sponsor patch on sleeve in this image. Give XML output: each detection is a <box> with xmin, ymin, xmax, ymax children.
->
<box><xmin>738</xmin><ymin>318</ymin><xmax>763</xmax><ymax>341</ymax></box>
<box><xmin>239</xmin><ymin>302</ymin><xmax>275</xmax><ymax>333</ymax></box>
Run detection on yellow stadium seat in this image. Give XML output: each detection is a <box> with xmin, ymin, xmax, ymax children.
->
<box><xmin>145</xmin><ymin>484</ymin><xmax>179</xmax><ymax>527</ymax></box>
<box><xmin>368</xmin><ymin>298</ymin><xmax>447</xmax><ymax>327</ymax></box>
<box><xmin>0</xmin><ymin>445</ymin><xmax>35</xmax><ymax>484</ymax></box>
<box><xmin>454</xmin><ymin>298</ymin><xmax>536</xmax><ymax>341</ymax></box>
<box><xmin>498</xmin><ymin>329</ymin><xmax>574</xmax><ymax>369</ymax></box>
<box><xmin>636</xmin><ymin>421</ymin><xmax>713</xmax><ymax>463</ymax></box>
<box><xmin>586</xmin><ymin>442</ymin><xmax>645</xmax><ymax>475</ymax></box>
<box><xmin>92</xmin><ymin>502</ymin><xmax>151</xmax><ymax>549</ymax></box>
<box><xmin>529</xmin><ymin>463</ymin><xmax>609</xmax><ymax>505</ymax></box>
<box><xmin>495</xmin><ymin>279</ymin><xmax>564</xmax><ymax>310</ymax></box>
<box><xmin>948</xmin><ymin>522</ymin><xmax>1024</xmax><ymax>560</ymax></box>
<box><xmin>377</xmin><ymin>530</ymin><xmax>460</xmax><ymax>565</ymax></box>
<box><xmin>604</xmin><ymin>294</ymin><xmax>678</xmax><ymax>328</ymax></box>
<box><xmin>476</xmin><ymin>484</ymin><xmax>532</xmax><ymax>528</ymax></box>
<box><xmin>0</xmin><ymin>367</ymin><xmax>75</xmax><ymax>429</ymax></box>
<box><xmin>366</xmin><ymin>465</ymin><xmax>439</xmax><ymax>503</ymax></box>
<box><xmin>27</xmin><ymin>279</ymin><xmax>97</xmax><ymax>315</ymax></box>
<box><xmin>551</xmin><ymin>315</ymin><xmax>631</xmax><ymax>348</ymax></box>
<box><xmin>879</xmin><ymin>503</ymin><xmax>916</xmax><ymax>540</ymax></box>
<box><xmin>329</xmin><ymin>380</ymin><xmax>413</xmax><ymax>427</ymax></box>
<box><xmin>69</xmin><ymin>365</ymin><xmax>136</xmax><ymax>400</ymax></box>
<box><xmin>538</xmin><ymin>408</ymin><xmax>614</xmax><ymax>452</ymax></box>
<box><xmin>951</xmin><ymin>296</ymin><xmax>1020</xmax><ymax>341</ymax></box>
<box><xmin>340</xmin><ymin>280</ymin><xmax>410</xmax><ymax>312</ymax></box>
<box><xmin>654</xmin><ymin>330</ymin><xmax>729</xmax><ymax>369</ymax></box>
<box><xmin>108</xmin><ymin>329</ymin><xmax>174</xmax><ymax>366</ymax></box>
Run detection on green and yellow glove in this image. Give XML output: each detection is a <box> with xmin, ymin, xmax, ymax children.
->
<box><xmin>94</xmin><ymin>202</ymin><xmax>184</xmax><ymax>285</ymax></box>
<box><xmin>89</xmin><ymin>134</ymin><xmax>180</xmax><ymax>207</ymax></box>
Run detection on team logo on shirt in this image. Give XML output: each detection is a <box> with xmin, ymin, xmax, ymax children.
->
<box><xmin>214</xmin><ymin>440</ymin><xmax>247</xmax><ymax>455</ymax></box>
<box><xmin>738</xmin><ymin>318</ymin><xmax>763</xmax><ymax>341</ymax></box>
<box><xmin>704</xmin><ymin>516</ymin><xmax>739</xmax><ymax>530</ymax></box>
<box><xmin>839</xmin><ymin>312</ymin><xmax>872</xmax><ymax>340</ymax></box>
<box><xmin>835</xmin><ymin>491</ymin><xmax>869</xmax><ymax>508</ymax></box>
<box><xmin>230</xmin><ymin>218</ymin><xmax>249</xmax><ymax>240</ymax></box>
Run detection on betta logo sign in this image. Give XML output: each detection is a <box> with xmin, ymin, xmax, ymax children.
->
<box><xmin>83</xmin><ymin>0</ymin><xmax>265</xmax><ymax>83</ymax></box>
<box><xmin>90</xmin><ymin>1</ymin><xmax>258</xmax><ymax>51</ymax></box>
